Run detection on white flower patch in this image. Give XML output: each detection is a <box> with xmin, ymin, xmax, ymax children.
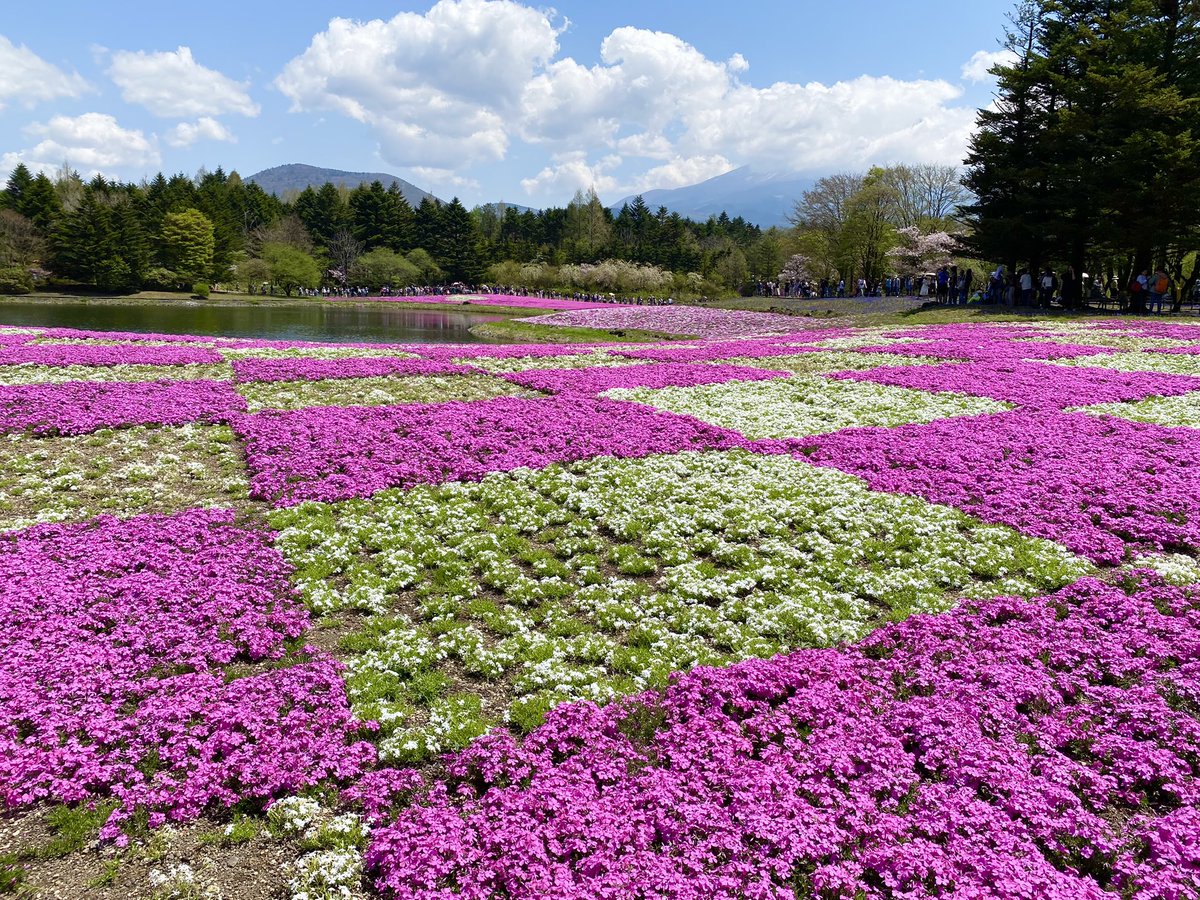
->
<box><xmin>268</xmin><ymin>796</ymin><xmax>324</xmax><ymax>835</ymax></box>
<box><xmin>149</xmin><ymin>863</ymin><xmax>222</xmax><ymax>900</ymax></box>
<box><xmin>1012</xmin><ymin>322</ymin><xmax>1200</xmax><ymax>351</ymax></box>
<box><xmin>218</xmin><ymin>346</ymin><xmax>417</xmax><ymax>360</ymax></box>
<box><xmin>721</xmin><ymin>351</ymin><xmax>943</xmax><ymax>376</ymax></box>
<box><xmin>1079</xmin><ymin>392</ymin><xmax>1200</xmax><ymax>428</ymax></box>
<box><xmin>31</xmin><ymin>337</ymin><xmax>218</xmax><ymax>348</ymax></box>
<box><xmin>0</xmin><ymin>424</ymin><xmax>248</xmax><ymax>531</ymax></box>
<box><xmin>463</xmin><ymin>350</ymin><xmax>645</xmax><ymax>373</ymax></box>
<box><xmin>272</xmin><ymin>450</ymin><xmax>1090</xmax><ymax>760</ymax></box>
<box><xmin>606</xmin><ymin>376</ymin><xmax>1008</xmax><ymax>438</ymax></box>
<box><xmin>0</xmin><ymin>363</ymin><xmax>234</xmax><ymax>384</ymax></box>
<box><xmin>1127</xmin><ymin>552</ymin><xmax>1200</xmax><ymax>586</ymax></box>
<box><xmin>288</xmin><ymin>849</ymin><xmax>362</xmax><ymax>900</ymax></box>
<box><xmin>1052</xmin><ymin>351</ymin><xmax>1200</xmax><ymax>376</ymax></box>
<box><xmin>238</xmin><ymin>374</ymin><xmax>532</xmax><ymax>412</ymax></box>
<box><xmin>808</xmin><ymin>331</ymin><xmax>926</xmax><ymax>350</ymax></box>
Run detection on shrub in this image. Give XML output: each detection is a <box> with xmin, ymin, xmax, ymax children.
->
<box><xmin>0</xmin><ymin>266</ymin><xmax>34</xmax><ymax>295</ymax></box>
<box><xmin>192</xmin><ymin>281</ymin><xmax>210</xmax><ymax>299</ymax></box>
<box><xmin>143</xmin><ymin>267</ymin><xmax>180</xmax><ymax>291</ymax></box>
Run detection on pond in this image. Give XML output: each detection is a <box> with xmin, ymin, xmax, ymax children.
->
<box><xmin>0</xmin><ymin>299</ymin><xmax>509</xmax><ymax>344</ymax></box>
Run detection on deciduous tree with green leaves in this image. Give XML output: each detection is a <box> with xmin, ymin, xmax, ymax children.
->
<box><xmin>159</xmin><ymin>208</ymin><xmax>215</xmax><ymax>285</ymax></box>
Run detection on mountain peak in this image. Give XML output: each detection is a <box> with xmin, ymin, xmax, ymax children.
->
<box><xmin>612</xmin><ymin>167</ymin><xmax>812</xmax><ymax>228</ymax></box>
<box><xmin>246</xmin><ymin>164</ymin><xmax>438</xmax><ymax>207</ymax></box>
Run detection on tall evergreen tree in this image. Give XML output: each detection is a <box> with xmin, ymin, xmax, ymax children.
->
<box><xmin>2</xmin><ymin>165</ymin><xmax>34</xmax><ymax>213</ymax></box>
<box><xmin>18</xmin><ymin>174</ymin><xmax>62</xmax><ymax>235</ymax></box>
<box><xmin>413</xmin><ymin>197</ymin><xmax>443</xmax><ymax>257</ymax></box>
<box><xmin>437</xmin><ymin>198</ymin><xmax>482</xmax><ymax>282</ymax></box>
<box><xmin>964</xmin><ymin>0</ymin><xmax>1200</xmax><ymax>293</ymax></box>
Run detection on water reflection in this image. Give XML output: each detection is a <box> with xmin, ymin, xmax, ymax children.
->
<box><xmin>0</xmin><ymin>300</ymin><xmax>509</xmax><ymax>344</ymax></box>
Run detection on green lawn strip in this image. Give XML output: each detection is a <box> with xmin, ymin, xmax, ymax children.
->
<box><xmin>271</xmin><ymin>449</ymin><xmax>1091</xmax><ymax>764</ymax></box>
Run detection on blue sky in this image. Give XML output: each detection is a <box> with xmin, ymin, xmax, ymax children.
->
<box><xmin>0</xmin><ymin>0</ymin><xmax>1016</xmax><ymax>206</ymax></box>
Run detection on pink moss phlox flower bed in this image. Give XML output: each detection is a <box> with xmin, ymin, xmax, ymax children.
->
<box><xmin>800</xmin><ymin>410</ymin><xmax>1200</xmax><ymax>564</ymax></box>
<box><xmin>364</xmin><ymin>575</ymin><xmax>1200</xmax><ymax>900</ymax></box>
<box><xmin>617</xmin><ymin>339</ymin><xmax>826</xmax><ymax>363</ymax></box>
<box><xmin>234</xmin><ymin>395</ymin><xmax>780</xmax><ymax>505</ymax></box>
<box><xmin>834</xmin><ymin>360</ymin><xmax>1200</xmax><ymax>409</ymax></box>
<box><xmin>0</xmin><ymin>343</ymin><xmax>223</xmax><ymax>366</ymax></box>
<box><xmin>331</xmin><ymin>293</ymin><xmax>638</xmax><ymax>311</ymax></box>
<box><xmin>0</xmin><ymin>379</ymin><xmax>247</xmax><ymax>435</ymax></box>
<box><xmin>520</xmin><ymin>306</ymin><xmax>815</xmax><ymax>338</ymax></box>
<box><xmin>502</xmin><ymin>362</ymin><xmax>788</xmax><ymax>395</ymax></box>
<box><xmin>0</xmin><ymin>509</ymin><xmax>373</xmax><ymax>837</ymax></box>
<box><xmin>231</xmin><ymin>356</ymin><xmax>480</xmax><ymax>383</ymax></box>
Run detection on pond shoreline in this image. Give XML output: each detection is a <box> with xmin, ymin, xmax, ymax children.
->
<box><xmin>0</xmin><ymin>294</ymin><xmax>684</xmax><ymax>345</ymax></box>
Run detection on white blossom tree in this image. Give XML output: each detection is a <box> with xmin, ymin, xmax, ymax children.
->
<box><xmin>886</xmin><ymin>226</ymin><xmax>960</xmax><ymax>275</ymax></box>
<box><xmin>778</xmin><ymin>253</ymin><xmax>813</xmax><ymax>282</ymax></box>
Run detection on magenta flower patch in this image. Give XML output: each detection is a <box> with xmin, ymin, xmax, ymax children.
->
<box><xmin>234</xmin><ymin>395</ymin><xmax>766</xmax><ymax>505</ymax></box>
<box><xmin>232</xmin><ymin>356</ymin><xmax>480</xmax><ymax>383</ymax></box>
<box><xmin>0</xmin><ymin>343</ymin><xmax>222</xmax><ymax>366</ymax></box>
<box><xmin>801</xmin><ymin>410</ymin><xmax>1200</xmax><ymax>563</ymax></box>
<box><xmin>0</xmin><ymin>508</ymin><xmax>372</xmax><ymax>833</ymax></box>
<box><xmin>0</xmin><ymin>379</ymin><xmax>246</xmax><ymax>435</ymax></box>
<box><xmin>502</xmin><ymin>362</ymin><xmax>788</xmax><ymax>395</ymax></box>
<box><xmin>835</xmin><ymin>360</ymin><xmax>1200</xmax><ymax>409</ymax></box>
<box><xmin>365</xmin><ymin>576</ymin><xmax>1200</xmax><ymax>900</ymax></box>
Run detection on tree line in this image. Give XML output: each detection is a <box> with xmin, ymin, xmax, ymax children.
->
<box><xmin>786</xmin><ymin>164</ymin><xmax>971</xmax><ymax>289</ymax></box>
<box><xmin>963</xmin><ymin>0</ymin><xmax>1200</xmax><ymax>310</ymax></box>
<box><xmin>0</xmin><ymin>165</ymin><xmax>792</xmax><ymax>298</ymax></box>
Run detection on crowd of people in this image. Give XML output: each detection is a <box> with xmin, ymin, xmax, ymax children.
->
<box><xmin>264</xmin><ymin>283</ymin><xmax>680</xmax><ymax>305</ymax></box>
<box><xmin>983</xmin><ymin>266</ymin><xmax>1193</xmax><ymax>312</ymax></box>
<box><xmin>754</xmin><ymin>268</ymin><xmax>977</xmax><ymax>302</ymax></box>
<box><xmin>757</xmin><ymin>264</ymin><xmax>1198</xmax><ymax>313</ymax></box>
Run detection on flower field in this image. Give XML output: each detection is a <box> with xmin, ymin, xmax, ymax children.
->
<box><xmin>0</xmin><ymin>314</ymin><xmax>1198</xmax><ymax>899</ymax></box>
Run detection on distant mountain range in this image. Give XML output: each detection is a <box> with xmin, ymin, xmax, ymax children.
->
<box><xmin>246</xmin><ymin>162</ymin><xmax>809</xmax><ymax>229</ymax></box>
<box><xmin>246</xmin><ymin>164</ymin><xmax>438</xmax><ymax>207</ymax></box>
<box><xmin>612</xmin><ymin>166</ymin><xmax>814</xmax><ymax>229</ymax></box>
<box><xmin>475</xmin><ymin>201</ymin><xmax>539</xmax><ymax>216</ymax></box>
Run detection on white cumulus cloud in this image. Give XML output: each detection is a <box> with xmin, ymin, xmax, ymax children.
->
<box><xmin>0</xmin><ymin>35</ymin><xmax>91</xmax><ymax>110</ymax></box>
<box><xmin>275</xmin><ymin>0</ymin><xmax>562</xmax><ymax>168</ymax></box>
<box><xmin>521</xmin><ymin>152</ymin><xmax>623</xmax><ymax>197</ymax></box>
<box><xmin>166</xmin><ymin>117</ymin><xmax>237</xmax><ymax>147</ymax></box>
<box><xmin>108</xmin><ymin>46</ymin><xmax>259</xmax><ymax>117</ymax></box>
<box><xmin>962</xmin><ymin>48</ymin><xmax>1018</xmax><ymax>83</ymax></box>
<box><xmin>274</xmin><ymin>1</ymin><xmax>992</xmax><ymax>202</ymax></box>
<box><xmin>2</xmin><ymin>113</ymin><xmax>160</xmax><ymax>179</ymax></box>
